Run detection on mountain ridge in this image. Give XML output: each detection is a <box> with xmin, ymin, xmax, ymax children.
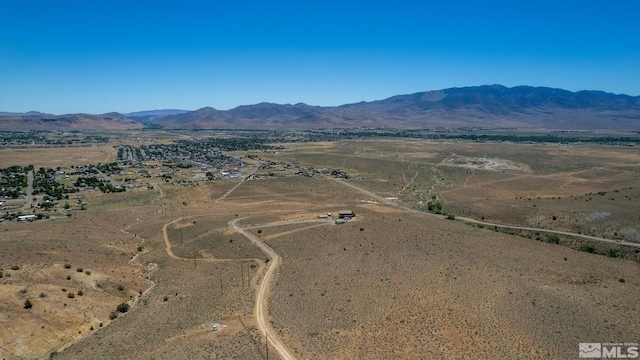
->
<box><xmin>0</xmin><ymin>112</ymin><xmax>141</xmax><ymax>131</ymax></box>
<box><xmin>2</xmin><ymin>85</ymin><xmax>639</xmax><ymax>130</ymax></box>
<box><xmin>153</xmin><ymin>85</ymin><xmax>639</xmax><ymax>130</ymax></box>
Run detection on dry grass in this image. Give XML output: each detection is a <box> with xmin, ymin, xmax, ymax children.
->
<box><xmin>261</xmin><ymin>140</ymin><xmax>640</xmax><ymax>242</ymax></box>
<box><xmin>3</xmin><ymin>137</ymin><xmax>640</xmax><ymax>359</ymax></box>
<box><xmin>0</xmin><ymin>208</ymin><xmax>149</xmax><ymax>359</ymax></box>
<box><xmin>267</xmin><ymin>205</ymin><xmax>640</xmax><ymax>359</ymax></box>
<box><xmin>0</xmin><ymin>145</ymin><xmax>118</xmax><ymax>168</ymax></box>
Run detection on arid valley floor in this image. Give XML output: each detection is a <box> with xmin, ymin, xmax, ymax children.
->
<box><xmin>1</xmin><ymin>133</ymin><xmax>639</xmax><ymax>359</ymax></box>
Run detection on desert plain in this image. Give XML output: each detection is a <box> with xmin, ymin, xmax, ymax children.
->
<box><xmin>1</xmin><ymin>133</ymin><xmax>639</xmax><ymax>359</ymax></box>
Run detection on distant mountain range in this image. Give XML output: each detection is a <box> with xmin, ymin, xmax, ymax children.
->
<box><xmin>0</xmin><ymin>112</ymin><xmax>140</xmax><ymax>131</ymax></box>
<box><xmin>2</xmin><ymin>85</ymin><xmax>639</xmax><ymax>131</ymax></box>
<box><xmin>123</xmin><ymin>109</ymin><xmax>190</xmax><ymax>120</ymax></box>
<box><xmin>0</xmin><ymin>111</ymin><xmax>45</xmax><ymax>116</ymax></box>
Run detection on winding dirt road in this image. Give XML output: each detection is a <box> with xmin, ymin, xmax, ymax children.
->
<box><xmin>159</xmin><ymin>163</ymin><xmax>298</xmax><ymax>360</ymax></box>
<box><xmin>231</xmin><ymin>218</ymin><xmax>297</xmax><ymax>360</ymax></box>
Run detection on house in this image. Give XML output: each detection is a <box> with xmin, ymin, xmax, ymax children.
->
<box><xmin>18</xmin><ymin>215</ymin><xmax>37</xmax><ymax>221</ymax></box>
<box><xmin>338</xmin><ymin>210</ymin><xmax>355</xmax><ymax>218</ymax></box>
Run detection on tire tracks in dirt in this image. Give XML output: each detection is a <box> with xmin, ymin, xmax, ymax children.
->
<box><xmin>231</xmin><ymin>218</ymin><xmax>297</xmax><ymax>360</ymax></box>
<box><xmin>158</xmin><ymin>163</ymin><xmax>298</xmax><ymax>359</ymax></box>
<box><xmin>333</xmin><ymin>177</ymin><xmax>640</xmax><ymax>249</ymax></box>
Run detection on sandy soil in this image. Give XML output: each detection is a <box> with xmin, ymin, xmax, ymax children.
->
<box><xmin>3</xmin><ymin>139</ymin><xmax>640</xmax><ymax>359</ymax></box>
<box><xmin>267</xmin><ymin>205</ymin><xmax>640</xmax><ymax>359</ymax></box>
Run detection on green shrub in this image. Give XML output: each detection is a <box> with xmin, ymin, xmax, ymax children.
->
<box><xmin>116</xmin><ymin>302</ymin><xmax>130</xmax><ymax>313</ymax></box>
<box><xmin>63</xmin><ymin>264</ymin><xmax>71</xmax><ymax>269</ymax></box>
<box><xmin>117</xmin><ymin>284</ymin><xmax>125</xmax><ymax>291</ymax></box>
<box><xmin>85</xmin><ymin>271</ymin><xmax>91</xmax><ymax>275</ymax></box>
<box><xmin>608</xmin><ymin>248</ymin><xmax>620</xmax><ymax>258</ymax></box>
<box><xmin>67</xmin><ymin>292</ymin><xmax>75</xmax><ymax>298</ymax></box>
<box><xmin>579</xmin><ymin>243</ymin><xmax>596</xmax><ymax>253</ymax></box>
<box><xmin>76</xmin><ymin>268</ymin><xmax>83</xmax><ymax>273</ymax></box>
<box><xmin>109</xmin><ymin>311</ymin><xmax>118</xmax><ymax>320</ymax></box>
<box><xmin>545</xmin><ymin>234</ymin><xmax>560</xmax><ymax>244</ymax></box>
<box><xmin>427</xmin><ymin>196</ymin><xmax>443</xmax><ymax>214</ymax></box>
<box><xmin>24</xmin><ymin>299</ymin><xmax>33</xmax><ymax>309</ymax></box>
<box><xmin>10</xmin><ymin>265</ymin><xmax>20</xmax><ymax>270</ymax></box>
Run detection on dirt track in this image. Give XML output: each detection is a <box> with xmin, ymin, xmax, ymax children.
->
<box><xmin>232</xmin><ymin>218</ymin><xmax>297</xmax><ymax>360</ymax></box>
<box><xmin>158</xmin><ymin>163</ymin><xmax>298</xmax><ymax>360</ymax></box>
<box><xmin>333</xmin><ymin>178</ymin><xmax>640</xmax><ymax>249</ymax></box>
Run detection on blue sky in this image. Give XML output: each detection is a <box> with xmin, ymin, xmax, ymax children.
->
<box><xmin>1</xmin><ymin>0</ymin><xmax>639</xmax><ymax>114</ymax></box>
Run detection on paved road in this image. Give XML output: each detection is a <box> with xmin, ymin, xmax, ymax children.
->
<box><xmin>24</xmin><ymin>170</ymin><xmax>34</xmax><ymax>210</ymax></box>
<box><xmin>231</xmin><ymin>218</ymin><xmax>297</xmax><ymax>360</ymax></box>
<box><xmin>332</xmin><ymin>178</ymin><xmax>640</xmax><ymax>249</ymax></box>
<box><xmin>96</xmin><ymin>169</ymin><xmax>119</xmax><ymax>188</ymax></box>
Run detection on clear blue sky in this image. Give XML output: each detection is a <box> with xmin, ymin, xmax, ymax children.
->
<box><xmin>1</xmin><ymin>0</ymin><xmax>639</xmax><ymax>114</ymax></box>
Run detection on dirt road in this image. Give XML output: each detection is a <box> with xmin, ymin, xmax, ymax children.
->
<box><xmin>160</xmin><ymin>163</ymin><xmax>297</xmax><ymax>359</ymax></box>
<box><xmin>333</xmin><ymin>178</ymin><xmax>640</xmax><ymax>249</ymax></box>
<box><xmin>232</xmin><ymin>218</ymin><xmax>297</xmax><ymax>360</ymax></box>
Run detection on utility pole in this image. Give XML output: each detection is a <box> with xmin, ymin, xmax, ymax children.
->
<box><xmin>266</xmin><ymin>333</ymin><xmax>269</xmax><ymax>360</ymax></box>
<box><xmin>246</xmin><ymin>262</ymin><xmax>250</xmax><ymax>289</ymax></box>
<box><xmin>219</xmin><ymin>267</ymin><xmax>223</xmax><ymax>296</ymax></box>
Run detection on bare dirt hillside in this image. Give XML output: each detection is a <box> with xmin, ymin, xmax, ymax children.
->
<box><xmin>2</xmin><ymin>137</ymin><xmax>639</xmax><ymax>359</ymax></box>
<box><xmin>267</xmin><ymin>205</ymin><xmax>640</xmax><ymax>359</ymax></box>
